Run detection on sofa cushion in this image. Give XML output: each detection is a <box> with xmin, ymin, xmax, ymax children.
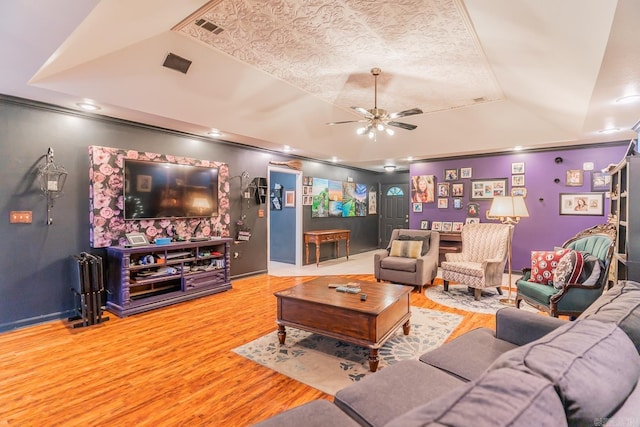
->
<box><xmin>552</xmin><ymin>250</ymin><xmax>603</xmax><ymax>289</ymax></box>
<box><xmin>389</xmin><ymin>240</ymin><xmax>423</xmax><ymax>259</ymax></box>
<box><xmin>398</xmin><ymin>234</ymin><xmax>430</xmax><ymax>256</ymax></box>
<box><xmin>419</xmin><ymin>328</ymin><xmax>518</xmax><ymax>381</ymax></box>
<box><xmin>439</xmin><ymin>261</ymin><xmax>484</xmax><ymax>278</ymax></box>
<box><xmin>385</xmin><ymin>368</ymin><xmax>567</xmax><ymax>427</ymax></box>
<box><xmin>529</xmin><ymin>248</ymin><xmax>570</xmax><ymax>285</ymax></box>
<box><xmin>579</xmin><ymin>280</ymin><xmax>640</xmax><ymax>353</ymax></box>
<box><xmin>334</xmin><ymin>360</ymin><xmax>464</xmax><ymax>427</ymax></box>
<box><xmin>380</xmin><ymin>256</ymin><xmax>418</xmax><ymax>273</ymax></box>
<box><xmin>488</xmin><ymin>320</ymin><xmax>640</xmax><ymax>426</ymax></box>
<box><xmin>252</xmin><ymin>400</ymin><xmax>360</xmax><ymax>427</ymax></box>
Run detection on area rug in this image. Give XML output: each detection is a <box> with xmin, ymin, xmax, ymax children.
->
<box><xmin>232</xmin><ymin>308</ymin><xmax>463</xmax><ymax>395</ymax></box>
<box><xmin>425</xmin><ymin>283</ymin><xmax>538</xmax><ymax>314</ymax></box>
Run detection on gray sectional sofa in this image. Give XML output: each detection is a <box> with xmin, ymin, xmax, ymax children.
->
<box><xmin>254</xmin><ymin>280</ymin><xmax>640</xmax><ymax>426</ymax></box>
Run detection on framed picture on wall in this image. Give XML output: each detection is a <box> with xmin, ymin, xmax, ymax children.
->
<box><xmin>511</xmin><ymin>187</ymin><xmax>527</xmax><ymax>197</ymax></box>
<box><xmin>438</xmin><ymin>198</ymin><xmax>449</xmax><ymax>209</ymax></box>
<box><xmin>559</xmin><ymin>192</ymin><xmax>604</xmax><ymax>216</ymax></box>
<box><xmin>511</xmin><ymin>162</ymin><xmax>525</xmax><ymax>174</ymax></box>
<box><xmin>432</xmin><ymin>221</ymin><xmax>443</xmax><ymax>231</ymax></box>
<box><xmin>437</xmin><ymin>183</ymin><xmax>450</xmax><ymax>197</ymax></box>
<box><xmin>442</xmin><ymin>222</ymin><xmax>453</xmax><ymax>231</ymax></box>
<box><xmin>284</xmin><ymin>190</ymin><xmax>295</xmax><ymax>207</ymax></box>
<box><xmin>511</xmin><ymin>175</ymin><xmax>525</xmax><ymax>187</ymax></box>
<box><xmin>444</xmin><ymin>168</ymin><xmax>459</xmax><ymax>180</ymax></box>
<box><xmin>591</xmin><ymin>171</ymin><xmax>611</xmax><ymax>191</ymax></box>
<box><xmin>465</xmin><ymin>217</ymin><xmax>480</xmax><ymax>225</ymax></box>
<box><xmin>566</xmin><ymin>170</ymin><xmax>583</xmax><ymax>186</ymax></box>
<box><xmin>452</xmin><ymin>222</ymin><xmax>463</xmax><ymax>232</ymax></box>
<box><xmin>412</xmin><ymin>202</ymin><xmax>423</xmax><ymax>213</ymax></box>
<box><xmin>460</xmin><ymin>167</ymin><xmax>472</xmax><ymax>179</ymax></box>
<box><xmin>470</xmin><ymin>178</ymin><xmax>507</xmax><ymax>200</ymax></box>
<box><xmin>453</xmin><ymin>198</ymin><xmax>463</xmax><ymax>209</ymax></box>
<box><xmin>420</xmin><ymin>220</ymin><xmax>429</xmax><ymax>230</ymax></box>
<box><xmin>451</xmin><ymin>183</ymin><xmax>464</xmax><ymax>196</ymax></box>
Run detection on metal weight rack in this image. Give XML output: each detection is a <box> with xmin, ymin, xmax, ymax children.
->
<box><xmin>70</xmin><ymin>252</ymin><xmax>109</xmax><ymax>328</ymax></box>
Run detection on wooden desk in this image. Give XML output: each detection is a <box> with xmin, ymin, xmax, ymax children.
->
<box><xmin>304</xmin><ymin>229</ymin><xmax>350</xmax><ymax>267</ymax></box>
<box><xmin>438</xmin><ymin>232</ymin><xmax>462</xmax><ymax>265</ymax></box>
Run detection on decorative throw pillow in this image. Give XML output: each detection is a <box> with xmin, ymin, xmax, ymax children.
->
<box><xmin>552</xmin><ymin>250</ymin><xmax>603</xmax><ymax>290</ymax></box>
<box><xmin>389</xmin><ymin>240</ymin><xmax>423</xmax><ymax>259</ymax></box>
<box><xmin>398</xmin><ymin>234</ymin><xmax>430</xmax><ymax>255</ymax></box>
<box><xmin>529</xmin><ymin>248</ymin><xmax>570</xmax><ymax>285</ymax></box>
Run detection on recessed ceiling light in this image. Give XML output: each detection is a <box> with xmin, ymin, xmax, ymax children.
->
<box><xmin>384</xmin><ymin>165</ymin><xmax>396</xmax><ymax>172</ymax></box>
<box><xmin>283</xmin><ymin>145</ymin><xmax>292</xmax><ymax>152</ymax></box>
<box><xmin>76</xmin><ymin>102</ymin><xmax>100</xmax><ymax>111</ymax></box>
<box><xmin>331</xmin><ymin>156</ymin><xmax>338</xmax><ymax>163</ymax></box>
<box><xmin>208</xmin><ymin>129</ymin><xmax>221</xmax><ymax>137</ymax></box>
<box><xmin>513</xmin><ymin>146</ymin><xmax>523</xmax><ymax>151</ymax></box>
<box><xmin>616</xmin><ymin>94</ymin><xmax>640</xmax><ymax>104</ymax></box>
<box><xmin>407</xmin><ymin>156</ymin><xmax>414</xmax><ymax>161</ymax></box>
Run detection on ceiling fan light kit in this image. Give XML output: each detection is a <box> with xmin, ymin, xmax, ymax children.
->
<box><xmin>327</xmin><ymin>68</ymin><xmax>423</xmax><ymax>137</ymax></box>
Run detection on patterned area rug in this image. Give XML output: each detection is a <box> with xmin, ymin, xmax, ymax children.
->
<box><xmin>232</xmin><ymin>308</ymin><xmax>462</xmax><ymax>395</ymax></box>
<box><xmin>425</xmin><ymin>283</ymin><xmax>538</xmax><ymax>314</ymax></box>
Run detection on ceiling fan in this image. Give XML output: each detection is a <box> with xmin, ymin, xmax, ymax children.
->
<box><xmin>327</xmin><ymin>67</ymin><xmax>424</xmax><ymax>138</ymax></box>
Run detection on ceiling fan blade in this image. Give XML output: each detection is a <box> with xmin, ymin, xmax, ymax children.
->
<box><xmin>326</xmin><ymin>120</ymin><xmax>361</xmax><ymax>125</ymax></box>
<box><xmin>388</xmin><ymin>121</ymin><xmax>418</xmax><ymax>131</ymax></box>
<box><xmin>351</xmin><ymin>106</ymin><xmax>374</xmax><ymax>118</ymax></box>
<box><xmin>389</xmin><ymin>108</ymin><xmax>423</xmax><ymax>119</ymax></box>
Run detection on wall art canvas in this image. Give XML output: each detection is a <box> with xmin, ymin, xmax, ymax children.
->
<box><xmin>411</xmin><ymin>175</ymin><xmax>435</xmax><ymax>203</ymax></box>
<box><xmin>311</xmin><ymin>178</ymin><xmax>329</xmax><ymax>217</ymax></box>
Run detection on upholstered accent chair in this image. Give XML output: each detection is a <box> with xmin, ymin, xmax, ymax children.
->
<box><xmin>515</xmin><ymin>222</ymin><xmax>616</xmax><ymax>318</ymax></box>
<box><xmin>374</xmin><ymin>229</ymin><xmax>440</xmax><ymax>292</ymax></box>
<box><xmin>441</xmin><ymin>223</ymin><xmax>510</xmax><ymax>300</ymax></box>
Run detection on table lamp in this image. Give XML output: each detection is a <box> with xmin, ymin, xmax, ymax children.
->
<box><xmin>488</xmin><ymin>196</ymin><xmax>529</xmax><ymax>305</ymax></box>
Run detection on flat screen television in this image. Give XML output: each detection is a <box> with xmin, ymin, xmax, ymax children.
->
<box><xmin>123</xmin><ymin>159</ymin><xmax>219</xmax><ymax>220</ymax></box>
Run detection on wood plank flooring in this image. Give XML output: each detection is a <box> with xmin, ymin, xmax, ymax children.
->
<box><xmin>0</xmin><ymin>274</ymin><xmax>495</xmax><ymax>426</ymax></box>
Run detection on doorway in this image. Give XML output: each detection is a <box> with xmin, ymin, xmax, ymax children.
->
<box><xmin>267</xmin><ymin>167</ymin><xmax>302</xmax><ymax>266</ymax></box>
<box><xmin>379</xmin><ymin>183</ymin><xmax>409</xmax><ymax>248</ymax></box>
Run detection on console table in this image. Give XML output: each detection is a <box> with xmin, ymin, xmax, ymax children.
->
<box><xmin>304</xmin><ymin>229</ymin><xmax>350</xmax><ymax>267</ymax></box>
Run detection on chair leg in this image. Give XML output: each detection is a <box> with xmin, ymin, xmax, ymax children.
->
<box><xmin>443</xmin><ymin>280</ymin><xmax>449</xmax><ymax>291</ymax></box>
<box><xmin>376</xmin><ymin>278</ymin><xmax>380</xmax><ymax>282</ymax></box>
<box><xmin>496</xmin><ymin>287</ymin><xmax>503</xmax><ymax>295</ymax></box>
<box><xmin>474</xmin><ymin>288</ymin><xmax>481</xmax><ymax>301</ymax></box>
<box><xmin>515</xmin><ymin>296</ymin><xmax>521</xmax><ymax>308</ymax></box>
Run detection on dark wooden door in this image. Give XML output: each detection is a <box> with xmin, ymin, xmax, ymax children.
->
<box><xmin>380</xmin><ymin>183</ymin><xmax>409</xmax><ymax>248</ymax></box>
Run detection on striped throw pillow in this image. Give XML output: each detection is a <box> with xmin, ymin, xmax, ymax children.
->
<box><xmin>389</xmin><ymin>240</ymin><xmax>423</xmax><ymax>259</ymax></box>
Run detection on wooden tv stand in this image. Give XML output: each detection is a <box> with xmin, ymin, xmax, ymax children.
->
<box><xmin>105</xmin><ymin>238</ymin><xmax>232</xmax><ymax>317</ymax></box>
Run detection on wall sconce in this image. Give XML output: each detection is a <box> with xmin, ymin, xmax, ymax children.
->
<box><xmin>37</xmin><ymin>147</ymin><xmax>68</xmax><ymax>225</ymax></box>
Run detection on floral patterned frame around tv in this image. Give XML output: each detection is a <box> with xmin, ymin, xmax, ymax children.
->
<box><xmin>89</xmin><ymin>146</ymin><xmax>231</xmax><ymax>248</ymax></box>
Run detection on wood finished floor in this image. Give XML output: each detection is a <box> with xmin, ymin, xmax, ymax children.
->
<box><xmin>0</xmin><ymin>274</ymin><xmax>495</xmax><ymax>426</ymax></box>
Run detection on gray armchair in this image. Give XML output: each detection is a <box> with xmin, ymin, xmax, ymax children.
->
<box><xmin>374</xmin><ymin>229</ymin><xmax>440</xmax><ymax>292</ymax></box>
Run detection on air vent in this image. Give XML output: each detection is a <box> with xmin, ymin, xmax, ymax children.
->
<box><xmin>195</xmin><ymin>18</ymin><xmax>224</xmax><ymax>35</ymax></box>
<box><xmin>162</xmin><ymin>53</ymin><xmax>192</xmax><ymax>74</ymax></box>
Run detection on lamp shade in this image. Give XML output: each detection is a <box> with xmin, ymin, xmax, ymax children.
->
<box><xmin>488</xmin><ymin>196</ymin><xmax>529</xmax><ymax>222</ymax></box>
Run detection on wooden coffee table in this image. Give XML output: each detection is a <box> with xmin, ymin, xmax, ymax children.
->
<box><xmin>274</xmin><ymin>277</ymin><xmax>412</xmax><ymax>372</ymax></box>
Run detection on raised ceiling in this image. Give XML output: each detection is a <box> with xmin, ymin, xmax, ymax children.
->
<box><xmin>1</xmin><ymin>0</ymin><xmax>638</xmax><ymax>171</ymax></box>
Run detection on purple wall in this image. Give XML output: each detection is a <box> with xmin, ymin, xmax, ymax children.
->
<box><xmin>409</xmin><ymin>144</ymin><xmax>627</xmax><ymax>270</ymax></box>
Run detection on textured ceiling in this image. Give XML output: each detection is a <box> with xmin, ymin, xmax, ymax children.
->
<box><xmin>1</xmin><ymin>0</ymin><xmax>638</xmax><ymax>172</ymax></box>
<box><xmin>177</xmin><ymin>0</ymin><xmax>504</xmax><ymax>115</ymax></box>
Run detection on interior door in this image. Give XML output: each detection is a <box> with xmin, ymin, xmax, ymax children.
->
<box><xmin>380</xmin><ymin>183</ymin><xmax>409</xmax><ymax>248</ymax></box>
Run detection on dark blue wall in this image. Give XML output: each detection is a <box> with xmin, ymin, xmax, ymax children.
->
<box><xmin>410</xmin><ymin>145</ymin><xmax>627</xmax><ymax>269</ymax></box>
<box><xmin>0</xmin><ymin>96</ymin><xmax>382</xmax><ymax>332</ymax></box>
<box><xmin>269</xmin><ymin>171</ymin><xmax>296</xmax><ymax>263</ymax></box>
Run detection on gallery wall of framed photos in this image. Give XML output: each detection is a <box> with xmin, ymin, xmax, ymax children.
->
<box><xmin>408</xmin><ymin>143</ymin><xmax>629</xmax><ymax>270</ymax></box>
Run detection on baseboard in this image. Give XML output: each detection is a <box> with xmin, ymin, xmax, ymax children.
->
<box><xmin>0</xmin><ymin>309</ymin><xmax>75</xmax><ymax>334</ymax></box>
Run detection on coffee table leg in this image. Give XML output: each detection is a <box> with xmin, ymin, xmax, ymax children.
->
<box><xmin>277</xmin><ymin>324</ymin><xmax>286</xmax><ymax>344</ymax></box>
<box><xmin>403</xmin><ymin>320</ymin><xmax>411</xmax><ymax>335</ymax></box>
<box><xmin>369</xmin><ymin>348</ymin><xmax>379</xmax><ymax>372</ymax></box>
